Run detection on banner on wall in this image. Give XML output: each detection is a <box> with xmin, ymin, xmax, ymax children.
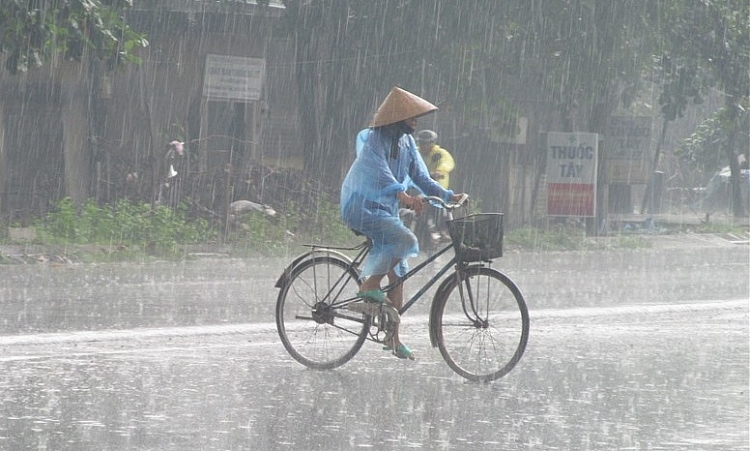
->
<box><xmin>546</xmin><ymin>132</ymin><xmax>599</xmax><ymax>217</ymax></box>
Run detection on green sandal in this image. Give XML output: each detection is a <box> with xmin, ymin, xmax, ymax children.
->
<box><xmin>392</xmin><ymin>343</ymin><xmax>415</xmax><ymax>360</ymax></box>
<box><xmin>356</xmin><ymin>290</ymin><xmax>387</xmax><ymax>303</ymax></box>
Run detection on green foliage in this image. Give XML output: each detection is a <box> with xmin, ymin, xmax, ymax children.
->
<box><xmin>226</xmin><ymin>195</ymin><xmax>359</xmax><ymax>255</ymax></box>
<box><xmin>660</xmin><ymin>1</ymin><xmax>750</xmax><ymax>161</ymax></box>
<box><xmin>37</xmin><ymin>198</ymin><xmax>213</xmax><ymax>253</ymax></box>
<box><xmin>31</xmin><ymin>196</ymin><xmax>721</xmax><ymax>259</ymax></box>
<box><xmin>505</xmin><ymin>224</ymin><xmax>650</xmax><ymax>252</ymax></box>
<box><xmin>225</xmin><ymin>209</ymin><xmax>294</xmax><ymax>255</ymax></box>
<box><xmin>302</xmin><ymin>196</ymin><xmax>357</xmax><ymax>245</ymax></box>
<box><xmin>506</xmin><ymin>225</ymin><xmax>588</xmax><ymax>252</ymax></box>
<box><xmin>658</xmin><ymin>60</ymin><xmax>709</xmax><ymax>121</ymax></box>
<box><xmin>0</xmin><ymin>0</ymin><xmax>148</xmax><ymax>73</ymax></box>
<box><xmin>690</xmin><ymin>221</ymin><xmax>748</xmax><ymax>235</ymax></box>
<box><xmin>33</xmin><ymin>194</ymin><xmax>357</xmax><ymax>258</ymax></box>
<box><xmin>677</xmin><ymin>108</ymin><xmax>736</xmax><ymax>173</ymax></box>
<box><xmin>652</xmin><ymin>0</ymin><xmax>750</xmax><ymax>216</ymax></box>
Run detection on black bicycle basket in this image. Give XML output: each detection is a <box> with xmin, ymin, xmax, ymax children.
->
<box><xmin>446</xmin><ymin>213</ymin><xmax>503</xmax><ymax>262</ymax></box>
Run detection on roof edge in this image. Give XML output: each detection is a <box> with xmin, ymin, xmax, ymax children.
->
<box><xmin>131</xmin><ymin>0</ymin><xmax>285</xmax><ymax>16</ymax></box>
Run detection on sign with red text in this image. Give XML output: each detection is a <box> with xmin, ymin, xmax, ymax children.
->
<box><xmin>546</xmin><ymin>132</ymin><xmax>598</xmax><ymax>217</ymax></box>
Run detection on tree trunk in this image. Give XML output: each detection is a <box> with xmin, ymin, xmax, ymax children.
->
<box><xmin>726</xmin><ymin>127</ymin><xmax>747</xmax><ymax>218</ymax></box>
<box><xmin>59</xmin><ymin>60</ymin><xmax>92</xmax><ymax>207</ymax></box>
<box><xmin>298</xmin><ymin>51</ymin><xmax>320</xmax><ymax>177</ymax></box>
<box><xmin>641</xmin><ymin>119</ymin><xmax>670</xmax><ymax>214</ymax></box>
<box><xmin>0</xmin><ymin>104</ymin><xmax>5</xmax><ymax>216</ymax></box>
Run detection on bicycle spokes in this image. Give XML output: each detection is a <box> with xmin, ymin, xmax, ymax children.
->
<box><xmin>434</xmin><ymin>267</ymin><xmax>529</xmax><ymax>382</ymax></box>
<box><xmin>276</xmin><ymin>256</ymin><xmax>369</xmax><ymax>370</ymax></box>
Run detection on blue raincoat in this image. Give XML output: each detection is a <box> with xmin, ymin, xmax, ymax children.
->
<box><xmin>341</xmin><ymin>125</ymin><xmax>454</xmax><ymax>278</ymax></box>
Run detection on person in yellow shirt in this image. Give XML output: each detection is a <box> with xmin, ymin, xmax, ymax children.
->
<box><xmin>416</xmin><ymin>130</ymin><xmax>456</xmax><ymax>240</ymax></box>
<box><xmin>416</xmin><ymin>130</ymin><xmax>455</xmax><ymax>189</ymax></box>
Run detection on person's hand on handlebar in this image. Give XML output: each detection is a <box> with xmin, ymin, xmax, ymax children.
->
<box><xmin>397</xmin><ymin>191</ymin><xmax>425</xmax><ymax>215</ymax></box>
<box><xmin>419</xmin><ymin>193</ymin><xmax>469</xmax><ymax>210</ymax></box>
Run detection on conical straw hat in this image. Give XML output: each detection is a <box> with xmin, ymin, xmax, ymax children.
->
<box><xmin>370</xmin><ymin>87</ymin><xmax>438</xmax><ymax>127</ymax></box>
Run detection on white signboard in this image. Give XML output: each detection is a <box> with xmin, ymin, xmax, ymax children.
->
<box><xmin>605</xmin><ymin>116</ymin><xmax>653</xmax><ymax>183</ymax></box>
<box><xmin>203</xmin><ymin>54</ymin><xmax>265</xmax><ymax>102</ymax></box>
<box><xmin>547</xmin><ymin>132</ymin><xmax>598</xmax><ymax>183</ymax></box>
<box><xmin>546</xmin><ymin>132</ymin><xmax>598</xmax><ymax>217</ymax></box>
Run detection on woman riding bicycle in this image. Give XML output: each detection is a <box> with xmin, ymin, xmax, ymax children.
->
<box><xmin>340</xmin><ymin>86</ymin><xmax>467</xmax><ymax>360</ymax></box>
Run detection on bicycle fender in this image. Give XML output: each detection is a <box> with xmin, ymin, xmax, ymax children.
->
<box><xmin>274</xmin><ymin>249</ymin><xmax>355</xmax><ymax>288</ymax></box>
<box><xmin>427</xmin><ymin>264</ymin><xmax>484</xmax><ymax>348</ymax></box>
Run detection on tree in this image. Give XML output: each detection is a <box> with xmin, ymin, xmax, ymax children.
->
<box><xmin>0</xmin><ymin>0</ymin><xmax>147</xmax><ymax>211</ymax></box>
<box><xmin>275</xmin><ymin>1</ymin><xmax>530</xmax><ymax>182</ymax></box>
<box><xmin>641</xmin><ymin>12</ymin><xmax>712</xmax><ymax>214</ymax></box>
<box><xmin>660</xmin><ymin>0</ymin><xmax>749</xmax><ymax>217</ymax></box>
<box><xmin>277</xmin><ymin>2</ymin><xmax>667</xmax><ymax>163</ymax></box>
<box><xmin>276</xmin><ymin>0</ymin><xmax>743</xmax><ymax>223</ymax></box>
<box><xmin>0</xmin><ymin>0</ymin><xmax>147</xmax><ymax>74</ymax></box>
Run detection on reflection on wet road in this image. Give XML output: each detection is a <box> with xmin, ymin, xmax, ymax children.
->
<box><xmin>0</xmin><ymin>300</ymin><xmax>747</xmax><ymax>450</ymax></box>
<box><xmin>0</xmin><ymin>244</ymin><xmax>747</xmax><ymax>450</ymax></box>
<box><xmin>1</xmin><ymin>245</ymin><xmax>747</xmax><ymax>334</ymax></box>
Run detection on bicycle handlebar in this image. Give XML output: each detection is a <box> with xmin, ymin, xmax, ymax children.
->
<box><xmin>422</xmin><ymin>193</ymin><xmax>469</xmax><ymax>211</ymax></box>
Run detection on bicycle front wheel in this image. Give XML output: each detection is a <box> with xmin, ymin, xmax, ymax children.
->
<box><xmin>434</xmin><ymin>266</ymin><xmax>529</xmax><ymax>382</ymax></box>
<box><xmin>276</xmin><ymin>256</ymin><xmax>369</xmax><ymax>370</ymax></box>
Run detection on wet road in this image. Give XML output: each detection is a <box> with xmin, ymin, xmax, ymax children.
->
<box><xmin>0</xmin><ymin>240</ymin><xmax>748</xmax><ymax>450</ymax></box>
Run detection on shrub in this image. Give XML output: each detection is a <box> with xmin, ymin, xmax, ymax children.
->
<box><xmin>37</xmin><ymin>198</ymin><xmax>214</xmax><ymax>253</ymax></box>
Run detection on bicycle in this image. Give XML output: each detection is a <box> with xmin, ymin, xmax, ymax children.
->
<box><xmin>274</xmin><ymin>195</ymin><xmax>529</xmax><ymax>382</ymax></box>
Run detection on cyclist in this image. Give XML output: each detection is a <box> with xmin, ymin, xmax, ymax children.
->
<box><xmin>416</xmin><ymin>129</ymin><xmax>455</xmax><ymax>241</ymax></box>
<box><xmin>416</xmin><ymin>130</ymin><xmax>454</xmax><ymax>190</ymax></box>
<box><xmin>340</xmin><ymin>86</ymin><xmax>466</xmax><ymax>360</ymax></box>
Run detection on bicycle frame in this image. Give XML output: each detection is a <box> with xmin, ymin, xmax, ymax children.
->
<box><xmin>282</xmin><ymin>236</ymin><xmax>485</xmax><ymax>317</ymax></box>
<box><xmin>380</xmin><ymin>242</ymin><xmax>466</xmax><ymax>315</ymax></box>
<box><xmin>274</xmin><ymin>240</ymin><xmax>370</xmax><ymax>289</ymax></box>
<box><xmin>277</xmin><ymin>194</ymin><xmax>481</xmax><ymax>316</ymax></box>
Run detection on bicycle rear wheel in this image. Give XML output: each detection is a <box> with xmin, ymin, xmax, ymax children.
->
<box><xmin>434</xmin><ymin>266</ymin><xmax>529</xmax><ymax>382</ymax></box>
<box><xmin>276</xmin><ymin>256</ymin><xmax>369</xmax><ymax>370</ymax></box>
